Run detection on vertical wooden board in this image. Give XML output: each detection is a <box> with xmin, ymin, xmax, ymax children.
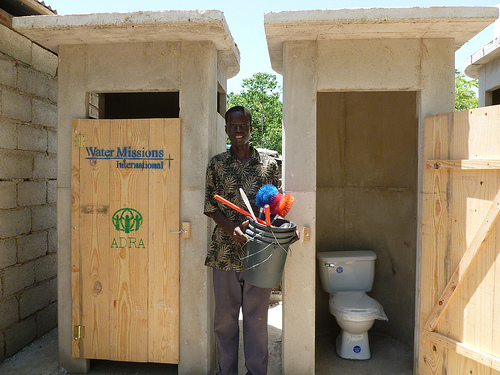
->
<box><xmin>418</xmin><ymin>336</ymin><xmax>445</xmax><ymax>374</ymax></box>
<box><xmin>493</xmin><ymin>200</ymin><xmax>500</xmax><ymax>360</ymax></box>
<box><xmin>420</xmin><ymin>113</ymin><xmax>452</xmax><ymax>328</ymax></box>
<box><xmin>71</xmin><ymin>120</ymin><xmax>82</xmax><ymax>358</ymax></box>
<box><xmin>148</xmin><ymin>119</ymin><xmax>181</xmax><ymax>363</ymax></box>
<box><xmin>79</xmin><ymin>119</ymin><xmax>111</xmax><ymax>359</ymax></box>
<box><xmin>109</xmin><ymin>119</ymin><xmax>149</xmax><ymax>362</ymax></box>
<box><xmin>468</xmin><ymin>107</ymin><xmax>500</xmax><ymax>159</ymax></box>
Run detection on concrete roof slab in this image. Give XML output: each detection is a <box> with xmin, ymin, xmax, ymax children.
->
<box><xmin>12</xmin><ymin>9</ymin><xmax>240</xmax><ymax>77</ymax></box>
<box><xmin>265</xmin><ymin>7</ymin><xmax>499</xmax><ymax>74</ymax></box>
<box><xmin>464</xmin><ymin>37</ymin><xmax>500</xmax><ymax>78</ymax></box>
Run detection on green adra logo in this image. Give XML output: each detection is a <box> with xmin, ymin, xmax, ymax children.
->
<box><xmin>112</xmin><ymin>208</ymin><xmax>143</xmax><ymax>233</ymax></box>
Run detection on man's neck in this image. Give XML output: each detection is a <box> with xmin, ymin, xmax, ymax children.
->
<box><xmin>231</xmin><ymin>145</ymin><xmax>252</xmax><ymax>165</ymax></box>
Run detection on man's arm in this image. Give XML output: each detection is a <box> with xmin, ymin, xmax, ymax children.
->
<box><xmin>207</xmin><ymin>210</ymin><xmax>249</xmax><ymax>243</ymax></box>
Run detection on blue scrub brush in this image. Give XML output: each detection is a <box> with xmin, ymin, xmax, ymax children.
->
<box><xmin>256</xmin><ymin>184</ymin><xmax>278</xmax><ymax>207</ymax></box>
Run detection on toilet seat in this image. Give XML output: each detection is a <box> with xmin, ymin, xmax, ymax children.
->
<box><xmin>329</xmin><ymin>292</ymin><xmax>387</xmax><ymax>322</ymax></box>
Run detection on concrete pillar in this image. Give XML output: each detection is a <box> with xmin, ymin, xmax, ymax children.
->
<box><xmin>178</xmin><ymin>41</ymin><xmax>218</xmax><ymax>375</ymax></box>
<box><xmin>281</xmin><ymin>40</ymin><xmax>317</xmax><ymax>374</ymax></box>
<box><xmin>57</xmin><ymin>44</ymin><xmax>90</xmax><ymax>374</ymax></box>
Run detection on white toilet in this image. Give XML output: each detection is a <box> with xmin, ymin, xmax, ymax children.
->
<box><xmin>317</xmin><ymin>250</ymin><xmax>387</xmax><ymax>360</ymax></box>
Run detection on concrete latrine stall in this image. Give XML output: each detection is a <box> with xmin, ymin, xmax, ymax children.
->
<box><xmin>14</xmin><ymin>10</ymin><xmax>239</xmax><ymax>374</ymax></box>
<box><xmin>264</xmin><ymin>6</ymin><xmax>500</xmax><ymax>374</ymax></box>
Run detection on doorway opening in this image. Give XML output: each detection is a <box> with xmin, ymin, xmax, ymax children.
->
<box><xmin>315</xmin><ymin>91</ymin><xmax>417</xmax><ymax>372</ymax></box>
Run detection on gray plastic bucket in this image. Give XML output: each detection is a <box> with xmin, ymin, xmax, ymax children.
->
<box><xmin>243</xmin><ymin>219</ymin><xmax>296</xmax><ymax>288</ymax></box>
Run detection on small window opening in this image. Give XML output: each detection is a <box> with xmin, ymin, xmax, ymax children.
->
<box><xmin>491</xmin><ymin>88</ymin><xmax>500</xmax><ymax>106</ymax></box>
<box><xmin>217</xmin><ymin>83</ymin><xmax>226</xmax><ymax>117</ymax></box>
<box><xmin>88</xmin><ymin>92</ymin><xmax>179</xmax><ymax>119</ymax></box>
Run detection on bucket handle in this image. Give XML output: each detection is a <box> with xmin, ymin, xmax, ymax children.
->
<box><xmin>241</xmin><ymin>229</ymin><xmax>291</xmax><ymax>270</ymax></box>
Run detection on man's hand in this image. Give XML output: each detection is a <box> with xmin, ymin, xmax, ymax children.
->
<box><xmin>231</xmin><ymin>220</ymin><xmax>249</xmax><ymax>243</ymax></box>
<box><xmin>208</xmin><ymin>210</ymin><xmax>250</xmax><ymax>243</ymax></box>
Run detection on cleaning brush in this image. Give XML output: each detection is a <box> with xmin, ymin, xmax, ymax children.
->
<box><xmin>256</xmin><ymin>184</ymin><xmax>278</xmax><ymax>207</ymax></box>
<box><xmin>270</xmin><ymin>193</ymin><xmax>282</xmax><ymax>215</ymax></box>
<box><xmin>276</xmin><ymin>194</ymin><xmax>294</xmax><ymax>218</ymax></box>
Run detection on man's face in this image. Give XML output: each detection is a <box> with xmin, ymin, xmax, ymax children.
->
<box><xmin>225</xmin><ymin>111</ymin><xmax>252</xmax><ymax>147</ymax></box>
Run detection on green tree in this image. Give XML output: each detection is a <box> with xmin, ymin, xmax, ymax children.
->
<box><xmin>228</xmin><ymin>73</ymin><xmax>283</xmax><ymax>154</ymax></box>
<box><xmin>455</xmin><ymin>69</ymin><xmax>478</xmax><ymax>111</ymax></box>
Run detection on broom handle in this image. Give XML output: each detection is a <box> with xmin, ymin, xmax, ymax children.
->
<box><xmin>214</xmin><ymin>195</ymin><xmax>267</xmax><ymax>225</ymax></box>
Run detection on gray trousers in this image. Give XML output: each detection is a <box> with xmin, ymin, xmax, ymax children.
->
<box><xmin>213</xmin><ymin>269</ymin><xmax>272</xmax><ymax>375</ymax></box>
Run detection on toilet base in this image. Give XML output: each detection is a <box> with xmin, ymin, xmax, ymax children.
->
<box><xmin>336</xmin><ymin>330</ymin><xmax>371</xmax><ymax>360</ymax></box>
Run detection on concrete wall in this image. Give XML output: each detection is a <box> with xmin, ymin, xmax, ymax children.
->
<box><xmin>57</xmin><ymin>40</ymin><xmax>224</xmax><ymax>374</ymax></box>
<box><xmin>279</xmin><ymin>37</ymin><xmax>455</xmax><ymax>372</ymax></box>
<box><xmin>316</xmin><ymin>91</ymin><xmax>418</xmax><ymax>347</ymax></box>
<box><xmin>0</xmin><ymin>25</ymin><xmax>58</xmax><ymax>361</ymax></box>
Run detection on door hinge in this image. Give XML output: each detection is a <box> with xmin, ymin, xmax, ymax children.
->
<box><xmin>73</xmin><ymin>325</ymin><xmax>85</xmax><ymax>340</ymax></box>
<box><xmin>74</xmin><ymin>134</ymin><xmax>85</xmax><ymax>147</ymax></box>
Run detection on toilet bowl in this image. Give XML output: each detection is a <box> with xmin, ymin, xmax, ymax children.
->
<box><xmin>317</xmin><ymin>251</ymin><xmax>388</xmax><ymax>360</ymax></box>
<box><xmin>329</xmin><ymin>291</ymin><xmax>386</xmax><ymax>359</ymax></box>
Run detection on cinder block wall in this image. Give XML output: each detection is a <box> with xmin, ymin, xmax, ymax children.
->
<box><xmin>0</xmin><ymin>24</ymin><xmax>58</xmax><ymax>361</ymax></box>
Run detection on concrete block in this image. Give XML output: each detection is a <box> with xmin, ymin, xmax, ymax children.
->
<box><xmin>0</xmin><ymin>121</ymin><xmax>18</xmax><ymax>149</ymax></box>
<box><xmin>32</xmin><ymin>43</ymin><xmax>58</xmax><ymax>77</ymax></box>
<box><xmin>0</xmin><ymin>332</ymin><xmax>4</xmax><ymax>362</ymax></box>
<box><xmin>0</xmin><ymin>297</ymin><xmax>19</xmax><ymax>330</ymax></box>
<box><xmin>33</xmin><ymin>154</ymin><xmax>56</xmax><ymax>179</ymax></box>
<box><xmin>0</xmin><ymin>181</ymin><xmax>16</xmax><ymax>209</ymax></box>
<box><xmin>2</xmin><ymin>262</ymin><xmax>35</xmax><ymax>297</ymax></box>
<box><xmin>31</xmin><ymin>204</ymin><xmax>56</xmax><ymax>231</ymax></box>
<box><xmin>18</xmin><ymin>124</ymin><xmax>47</xmax><ymax>152</ymax></box>
<box><xmin>18</xmin><ymin>231</ymin><xmax>48</xmax><ymax>263</ymax></box>
<box><xmin>32</xmin><ymin>99</ymin><xmax>57</xmax><ymax>128</ymax></box>
<box><xmin>4</xmin><ymin>316</ymin><xmax>36</xmax><ymax>357</ymax></box>
<box><xmin>0</xmin><ymin>150</ymin><xmax>33</xmax><ymax>180</ymax></box>
<box><xmin>1</xmin><ymin>89</ymin><xmax>31</xmax><ymax>122</ymax></box>
<box><xmin>35</xmin><ymin>253</ymin><xmax>57</xmax><ymax>282</ymax></box>
<box><xmin>20</xmin><ymin>282</ymin><xmax>51</xmax><ymax>318</ymax></box>
<box><xmin>47</xmin><ymin>129</ymin><xmax>57</xmax><ymax>154</ymax></box>
<box><xmin>47</xmin><ymin>180</ymin><xmax>57</xmax><ymax>204</ymax></box>
<box><xmin>0</xmin><ymin>238</ymin><xmax>17</xmax><ymax>269</ymax></box>
<box><xmin>0</xmin><ymin>55</ymin><xmax>17</xmax><ymax>87</ymax></box>
<box><xmin>47</xmin><ymin>228</ymin><xmax>56</xmax><ymax>253</ymax></box>
<box><xmin>18</xmin><ymin>181</ymin><xmax>47</xmax><ymax>207</ymax></box>
<box><xmin>0</xmin><ymin>26</ymin><xmax>31</xmax><ymax>65</ymax></box>
<box><xmin>47</xmin><ymin>277</ymin><xmax>57</xmax><ymax>303</ymax></box>
<box><xmin>36</xmin><ymin>302</ymin><xmax>57</xmax><ymax>336</ymax></box>
<box><xmin>0</xmin><ymin>208</ymin><xmax>31</xmax><ymax>238</ymax></box>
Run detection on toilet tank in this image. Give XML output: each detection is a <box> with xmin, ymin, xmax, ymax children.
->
<box><xmin>317</xmin><ymin>251</ymin><xmax>377</xmax><ymax>293</ymax></box>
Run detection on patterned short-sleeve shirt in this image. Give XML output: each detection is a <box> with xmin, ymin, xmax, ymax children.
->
<box><xmin>204</xmin><ymin>147</ymin><xmax>279</xmax><ymax>271</ymax></box>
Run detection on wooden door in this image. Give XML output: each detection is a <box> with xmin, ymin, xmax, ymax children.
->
<box><xmin>419</xmin><ymin>106</ymin><xmax>500</xmax><ymax>373</ymax></box>
<box><xmin>71</xmin><ymin>119</ymin><xmax>181</xmax><ymax>363</ymax></box>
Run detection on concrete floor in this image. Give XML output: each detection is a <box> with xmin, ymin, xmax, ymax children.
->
<box><xmin>0</xmin><ymin>301</ymin><xmax>414</xmax><ymax>374</ymax></box>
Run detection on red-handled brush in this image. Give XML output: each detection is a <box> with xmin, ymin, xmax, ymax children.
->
<box><xmin>265</xmin><ymin>204</ymin><xmax>271</xmax><ymax>227</ymax></box>
<box><xmin>214</xmin><ymin>195</ymin><xmax>267</xmax><ymax>225</ymax></box>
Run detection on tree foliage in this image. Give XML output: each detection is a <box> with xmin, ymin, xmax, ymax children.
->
<box><xmin>228</xmin><ymin>73</ymin><xmax>283</xmax><ymax>154</ymax></box>
<box><xmin>455</xmin><ymin>69</ymin><xmax>478</xmax><ymax>111</ymax></box>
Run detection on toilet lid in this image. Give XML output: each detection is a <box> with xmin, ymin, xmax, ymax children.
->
<box><xmin>329</xmin><ymin>292</ymin><xmax>388</xmax><ymax>322</ymax></box>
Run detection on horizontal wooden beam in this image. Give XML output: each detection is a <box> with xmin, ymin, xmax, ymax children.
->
<box><xmin>423</xmin><ymin>331</ymin><xmax>500</xmax><ymax>371</ymax></box>
<box><xmin>426</xmin><ymin>159</ymin><xmax>500</xmax><ymax>170</ymax></box>
<box><xmin>17</xmin><ymin>0</ymin><xmax>55</xmax><ymax>15</ymax></box>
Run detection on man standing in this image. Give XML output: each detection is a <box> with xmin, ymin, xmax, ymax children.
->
<box><xmin>204</xmin><ymin>106</ymin><xmax>280</xmax><ymax>375</ymax></box>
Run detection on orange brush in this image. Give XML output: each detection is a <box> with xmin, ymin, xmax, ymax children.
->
<box><xmin>214</xmin><ymin>195</ymin><xmax>267</xmax><ymax>225</ymax></box>
<box><xmin>276</xmin><ymin>194</ymin><xmax>294</xmax><ymax>218</ymax></box>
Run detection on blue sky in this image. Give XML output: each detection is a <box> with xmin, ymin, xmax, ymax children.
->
<box><xmin>46</xmin><ymin>0</ymin><xmax>499</xmax><ymax>94</ymax></box>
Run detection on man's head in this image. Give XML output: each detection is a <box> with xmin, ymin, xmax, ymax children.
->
<box><xmin>225</xmin><ymin>106</ymin><xmax>252</xmax><ymax>147</ymax></box>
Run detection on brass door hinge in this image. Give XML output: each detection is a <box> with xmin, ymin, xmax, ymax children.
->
<box><xmin>73</xmin><ymin>325</ymin><xmax>85</xmax><ymax>340</ymax></box>
<box><xmin>74</xmin><ymin>134</ymin><xmax>85</xmax><ymax>147</ymax></box>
